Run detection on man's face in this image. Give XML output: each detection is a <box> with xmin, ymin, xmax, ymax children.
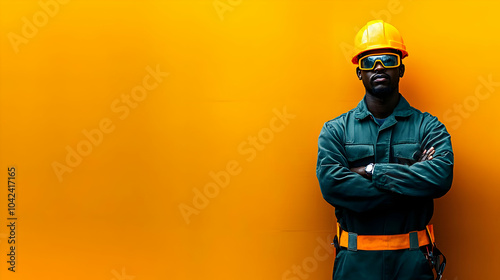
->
<box><xmin>356</xmin><ymin>49</ymin><xmax>405</xmax><ymax>98</ymax></box>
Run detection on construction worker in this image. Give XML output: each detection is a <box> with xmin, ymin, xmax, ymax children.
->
<box><xmin>316</xmin><ymin>20</ymin><xmax>453</xmax><ymax>280</ymax></box>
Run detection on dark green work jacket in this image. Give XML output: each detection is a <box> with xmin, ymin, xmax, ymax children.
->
<box><xmin>316</xmin><ymin>94</ymin><xmax>453</xmax><ymax>280</ymax></box>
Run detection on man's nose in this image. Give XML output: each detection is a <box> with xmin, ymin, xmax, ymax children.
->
<box><xmin>373</xmin><ymin>61</ymin><xmax>385</xmax><ymax>71</ymax></box>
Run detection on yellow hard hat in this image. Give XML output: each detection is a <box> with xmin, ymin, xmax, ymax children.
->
<box><xmin>352</xmin><ymin>20</ymin><xmax>408</xmax><ymax>64</ymax></box>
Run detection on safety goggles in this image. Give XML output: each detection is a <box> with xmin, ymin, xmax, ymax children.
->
<box><xmin>358</xmin><ymin>53</ymin><xmax>401</xmax><ymax>70</ymax></box>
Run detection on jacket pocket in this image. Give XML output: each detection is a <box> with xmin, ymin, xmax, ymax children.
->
<box><xmin>345</xmin><ymin>144</ymin><xmax>374</xmax><ymax>168</ymax></box>
<box><xmin>392</xmin><ymin>143</ymin><xmax>421</xmax><ymax>165</ymax></box>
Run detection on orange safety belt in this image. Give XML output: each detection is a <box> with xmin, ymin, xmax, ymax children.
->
<box><xmin>336</xmin><ymin>223</ymin><xmax>435</xmax><ymax>251</ymax></box>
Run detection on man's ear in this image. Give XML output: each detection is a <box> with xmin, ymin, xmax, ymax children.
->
<box><xmin>356</xmin><ymin>67</ymin><xmax>362</xmax><ymax>80</ymax></box>
<box><xmin>399</xmin><ymin>63</ymin><xmax>405</xmax><ymax>78</ymax></box>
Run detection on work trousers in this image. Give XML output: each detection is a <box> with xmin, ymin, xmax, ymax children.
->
<box><xmin>332</xmin><ymin>247</ymin><xmax>434</xmax><ymax>280</ymax></box>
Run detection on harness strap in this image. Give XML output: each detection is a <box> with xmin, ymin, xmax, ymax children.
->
<box><xmin>338</xmin><ymin>226</ymin><xmax>433</xmax><ymax>251</ymax></box>
<box><xmin>426</xmin><ymin>224</ymin><xmax>436</xmax><ymax>245</ymax></box>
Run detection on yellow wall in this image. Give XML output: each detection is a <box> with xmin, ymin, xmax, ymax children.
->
<box><xmin>0</xmin><ymin>0</ymin><xmax>498</xmax><ymax>279</ymax></box>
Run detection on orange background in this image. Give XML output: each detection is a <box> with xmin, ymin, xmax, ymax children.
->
<box><xmin>0</xmin><ymin>0</ymin><xmax>499</xmax><ymax>279</ymax></box>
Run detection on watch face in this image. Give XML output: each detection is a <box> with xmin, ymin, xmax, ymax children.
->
<box><xmin>366</xmin><ymin>164</ymin><xmax>373</xmax><ymax>173</ymax></box>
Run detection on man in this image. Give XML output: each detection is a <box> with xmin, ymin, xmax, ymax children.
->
<box><xmin>316</xmin><ymin>20</ymin><xmax>453</xmax><ymax>280</ymax></box>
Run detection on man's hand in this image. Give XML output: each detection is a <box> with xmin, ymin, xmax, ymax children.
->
<box><xmin>350</xmin><ymin>166</ymin><xmax>370</xmax><ymax>179</ymax></box>
<box><xmin>418</xmin><ymin>147</ymin><xmax>435</xmax><ymax>162</ymax></box>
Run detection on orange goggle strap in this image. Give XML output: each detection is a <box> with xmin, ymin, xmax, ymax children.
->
<box><xmin>338</xmin><ymin>225</ymin><xmax>433</xmax><ymax>251</ymax></box>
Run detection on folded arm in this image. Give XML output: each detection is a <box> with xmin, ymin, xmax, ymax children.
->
<box><xmin>316</xmin><ymin>121</ymin><xmax>398</xmax><ymax>213</ymax></box>
<box><xmin>353</xmin><ymin>116</ymin><xmax>454</xmax><ymax>198</ymax></box>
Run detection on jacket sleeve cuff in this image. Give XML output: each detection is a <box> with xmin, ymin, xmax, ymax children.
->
<box><xmin>372</xmin><ymin>164</ymin><xmax>402</xmax><ymax>194</ymax></box>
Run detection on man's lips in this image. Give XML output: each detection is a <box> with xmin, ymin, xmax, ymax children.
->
<box><xmin>372</xmin><ymin>74</ymin><xmax>390</xmax><ymax>83</ymax></box>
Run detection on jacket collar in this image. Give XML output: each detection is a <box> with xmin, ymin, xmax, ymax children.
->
<box><xmin>354</xmin><ymin>93</ymin><xmax>413</xmax><ymax>120</ymax></box>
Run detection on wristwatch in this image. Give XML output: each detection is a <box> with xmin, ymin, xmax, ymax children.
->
<box><xmin>365</xmin><ymin>163</ymin><xmax>375</xmax><ymax>177</ymax></box>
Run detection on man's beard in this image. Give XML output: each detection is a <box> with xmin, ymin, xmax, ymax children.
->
<box><xmin>370</xmin><ymin>84</ymin><xmax>393</xmax><ymax>98</ymax></box>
